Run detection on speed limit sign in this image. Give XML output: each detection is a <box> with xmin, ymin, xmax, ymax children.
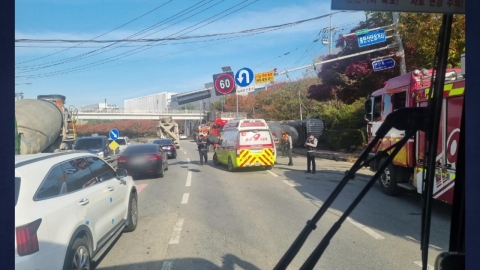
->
<box><xmin>213</xmin><ymin>72</ymin><xmax>236</xmax><ymax>96</ymax></box>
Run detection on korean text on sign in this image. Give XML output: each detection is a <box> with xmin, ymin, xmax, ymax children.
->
<box><xmin>344</xmin><ymin>0</ymin><xmax>463</xmax><ymax>7</ymax></box>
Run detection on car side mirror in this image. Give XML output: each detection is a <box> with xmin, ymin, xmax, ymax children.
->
<box><xmin>116</xmin><ymin>168</ymin><xmax>128</xmax><ymax>179</ymax></box>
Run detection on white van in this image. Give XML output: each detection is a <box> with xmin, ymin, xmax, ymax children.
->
<box><xmin>213</xmin><ymin>119</ymin><xmax>276</xmax><ymax>171</ymax></box>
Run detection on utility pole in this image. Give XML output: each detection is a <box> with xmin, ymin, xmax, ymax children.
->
<box><xmin>322</xmin><ymin>15</ymin><xmax>339</xmax><ymax>55</ymax></box>
<box><xmin>392</xmin><ymin>12</ymin><xmax>407</xmax><ymax>74</ymax></box>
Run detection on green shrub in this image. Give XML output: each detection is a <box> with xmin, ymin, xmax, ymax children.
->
<box><xmin>323</xmin><ymin>129</ymin><xmax>366</xmax><ymax>151</ymax></box>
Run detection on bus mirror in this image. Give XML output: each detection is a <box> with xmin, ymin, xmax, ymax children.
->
<box><xmin>364</xmin><ymin>99</ymin><xmax>372</xmax><ymax>113</ymax></box>
<box><xmin>364</xmin><ymin>113</ymin><xmax>372</xmax><ymax>121</ymax></box>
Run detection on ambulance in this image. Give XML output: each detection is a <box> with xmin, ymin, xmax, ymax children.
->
<box><xmin>213</xmin><ymin>119</ymin><xmax>276</xmax><ymax>171</ymax></box>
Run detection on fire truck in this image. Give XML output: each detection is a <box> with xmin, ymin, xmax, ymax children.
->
<box><xmin>364</xmin><ymin>66</ymin><xmax>465</xmax><ymax>205</ymax></box>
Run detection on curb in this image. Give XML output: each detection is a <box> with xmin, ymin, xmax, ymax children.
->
<box><xmin>292</xmin><ymin>148</ymin><xmax>359</xmax><ymax>162</ymax></box>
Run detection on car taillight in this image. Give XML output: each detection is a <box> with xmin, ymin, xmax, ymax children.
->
<box><xmin>16</xmin><ymin>218</ymin><xmax>42</xmax><ymax>256</ymax></box>
<box><xmin>149</xmin><ymin>155</ymin><xmax>161</xmax><ymax>160</ymax></box>
<box><xmin>117</xmin><ymin>157</ymin><xmax>127</xmax><ymax>163</ymax></box>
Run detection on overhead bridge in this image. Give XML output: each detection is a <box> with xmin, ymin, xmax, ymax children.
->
<box><xmin>76</xmin><ymin>109</ymin><xmax>205</xmax><ymax>120</ymax></box>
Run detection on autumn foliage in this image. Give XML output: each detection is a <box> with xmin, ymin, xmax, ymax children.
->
<box><xmin>76</xmin><ymin>120</ymin><xmax>158</xmax><ymax>138</ymax></box>
<box><xmin>308</xmin><ymin>12</ymin><xmax>465</xmax><ymax>104</ymax></box>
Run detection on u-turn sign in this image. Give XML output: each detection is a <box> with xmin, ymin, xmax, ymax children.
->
<box><xmin>235</xmin><ymin>67</ymin><xmax>254</xmax><ymax>87</ymax></box>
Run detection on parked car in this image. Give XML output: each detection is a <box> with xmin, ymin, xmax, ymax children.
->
<box><xmin>15</xmin><ymin>152</ymin><xmax>138</xmax><ymax>270</ymax></box>
<box><xmin>151</xmin><ymin>138</ymin><xmax>177</xmax><ymax>159</ymax></box>
<box><xmin>74</xmin><ymin>135</ymin><xmax>119</xmax><ymax>162</ymax></box>
<box><xmin>117</xmin><ymin>144</ymin><xmax>168</xmax><ymax>179</ymax></box>
<box><xmin>179</xmin><ymin>134</ymin><xmax>187</xmax><ymax>140</ymax></box>
<box><xmin>108</xmin><ymin>136</ymin><xmax>130</xmax><ymax>153</ymax></box>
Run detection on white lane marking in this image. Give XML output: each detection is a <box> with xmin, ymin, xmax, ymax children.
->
<box><xmin>405</xmin><ymin>236</ymin><xmax>442</xmax><ymax>250</ymax></box>
<box><xmin>186</xmin><ymin>171</ymin><xmax>192</xmax><ymax>187</ymax></box>
<box><xmin>168</xmin><ymin>218</ymin><xmax>185</xmax><ymax>244</ymax></box>
<box><xmin>181</xmin><ymin>193</ymin><xmax>189</xmax><ymax>204</ymax></box>
<box><xmin>183</xmin><ymin>151</ymin><xmax>187</xmax><ymax>154</ymax></box>
<box><xmin>161</xmin><ymin>261</ymin><xmax>173</xmax><ymax>270</ymax></box>
<box><xmin>414</xmin><ymin>261</ymin><xmax>434</xmax><ymax>269</ymax></box>
<box><xmin>303</xmin><ymin>192</ymin><xmax>321</xmax><ymax>201</ymax></box>
<box><xmin>267</xmin><ymin>170</ymin><xmax>278</xmax><ymax>177</ymax></box>
<box><xmin>302</xmin><ymin>192</ymin><xmax>384</xmax><ymax>240</ymax></box>
<box><xmin>346</xmin><ymin>217</ymin><xmax>385</xmax><ymax>240</ymax></box>
<box><xmin>187</xmin><ymin>158</ymin><xmax>190</xmax><ymax>163</ymax></box>
<box><xmin>283</xmin><ymin>180</ymin><xmax>301</xmax><ymax>187</ymax></box>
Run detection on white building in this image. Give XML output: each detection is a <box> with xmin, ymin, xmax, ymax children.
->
<box><xmin>124</xmin><ymin>92</ymin><xmax>175</xmax><ymax>112</ymax></box>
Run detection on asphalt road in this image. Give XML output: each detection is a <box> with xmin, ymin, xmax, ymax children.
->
<box><xmin>95</xmin><ymin>140</ymin><xmax>451</xmax><ymax>270</ymax></box>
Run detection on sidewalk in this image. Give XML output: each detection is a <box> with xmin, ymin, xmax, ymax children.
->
<box><xmin>290</xmin><ymin>147</ymin><xmax>361</xmax><ymax>163</ymax></box>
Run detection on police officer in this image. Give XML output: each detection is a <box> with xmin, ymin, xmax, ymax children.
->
<box><xmin>197</xmin><ymin>134</ymin><xmax>209</xmax><ymax>165</ymax></box>
<box><xmin>304</xmin><ymin>133</ymin><xmax>318</xmax><ymax>174</ymax></box>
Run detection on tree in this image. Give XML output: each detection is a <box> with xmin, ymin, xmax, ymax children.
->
<box><xmin>307</xmin><ymin>11</ymin><xmax>465</xmax><ymax>104</ymax></box>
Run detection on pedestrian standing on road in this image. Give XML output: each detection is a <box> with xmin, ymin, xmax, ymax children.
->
<box><xmin>286</xmin><ymin>131</ymin><xmax>293</xmax><ymax>166</ymax></box>
<box><xmin>197</xmin><ymin>134</ymin><xmax>209</xmax><ymax>165</ymax></box>
<box><xmin>281</xmin><ymin>130</ymin><xmax>288</xmax><ymax>157</ymax></box>
<box><xmin>304</xmin><ymin>133</ymin><xmax>318</xmax><ymax>174</ymax></box>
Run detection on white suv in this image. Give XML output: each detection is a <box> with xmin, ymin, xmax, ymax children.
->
<box><xmin>15</xmin><ymin>152</ymin><xmax>138</xmax><ymax>270</ymax></box>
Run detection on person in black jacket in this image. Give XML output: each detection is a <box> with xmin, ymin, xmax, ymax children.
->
<box><xmin>304</xmin><ymin>133</ymin><xmax>318</xmax><ymax>174</ymax></box>
<box><xmin>197</xmin><ymin>134</ymin><xmax>209</xmax><ymax>165</ymax></box>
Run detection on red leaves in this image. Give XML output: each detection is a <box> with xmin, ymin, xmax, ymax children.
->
<box><xmin>307</xmin><ymin>84</ymin><xmax>336</xmax><ymax>102</ymax></box>
<box><xmin>76</xmin><ymin>120</ymin><xmax>158</xmax><ymax>137</ymax></box>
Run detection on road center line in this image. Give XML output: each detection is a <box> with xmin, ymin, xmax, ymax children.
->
<box><xmin>347</xmin><ymin>217</ymin><xmax>385</xmax><ymax>240</ymax></box>
<box><xmin>267</xmin><ymin>170</ymin><xmax>279</xmax><ymax>177</ymax></box>
<box><xmin>168</xmin><ymin>218</ymin><xmax>185</xmax><ymax>245</ymax></box>
<box><xmin>187</xmin><ymin>158</ymin><xmax>190</xmax><ymax>163</ymax></box>
<box><xmin>161</xmin><ymin>261</ymin><xmax>173</xmax><ymax>270</ymax></box>
<box><xmin>413</xmin><ymin>261</ymin><xmax>434</xmax><ymax>269</ymax></box>
<box><xmin>181</xmin><ymin>193</ymin><xmax>189</xmax><ymax>204</ymax></box>
<box><xmin>186</xmin><ymin>172</ymin><xmax>192</xmax><ymax>187</ymax></box>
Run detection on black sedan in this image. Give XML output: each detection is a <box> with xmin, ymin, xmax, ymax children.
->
<box><xmin>152</xmin><ymin>138</ymin><xmax>177</xmax><ymax>159</ymax></box>
<box><xmin>117</xmin><ymin>144</ymin><xmax>168</xmax><ymax>179</ymax></box>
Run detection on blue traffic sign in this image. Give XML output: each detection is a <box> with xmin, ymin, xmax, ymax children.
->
<box><xmin>109</xmin><ymin>129</ymin><xmax>120</xmax><ymax>140</ymax></box>
<box><xmin>357</xmin><ymin>29</ymin><xmax>387</xmax><ymax>48</ymax></box>
<box><xmin>372</xmin><ymin>58</ymin><xmax>395</xmax><ymax>72</ymax></box>
<box><xmin>235</xmin><ymin>67</ymin><xmax>254</xmax><ymax>87</ymax></box>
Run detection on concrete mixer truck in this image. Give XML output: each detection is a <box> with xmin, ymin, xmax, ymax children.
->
<box><xmin>15</xmin><ymin>94</ymin><xmax>78</xmax><ymax>155</ymax></box>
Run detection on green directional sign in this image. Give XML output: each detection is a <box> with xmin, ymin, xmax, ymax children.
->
<box><xmin>356</xmin><ymin>29</ymin><xmax>369</xmax><ymax>36</ymax></box>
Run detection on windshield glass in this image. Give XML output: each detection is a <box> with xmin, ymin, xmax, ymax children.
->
<box><xmin>153</xmin><ymin>139</ymin><xmax>173</xmax><ymax>145</ymax></box>
<box><xmin>74</xmin><ymin>138</ymin><xmax>103</xmax><ymax>150</ymax></box>
<box><xmin>122</xmin><ymin>145</ymin><xmax>157</xmax><ymax>155</ymax></box>
<box><xmin>14</xmin><ymin>2</ymin><xmax>465</xmax><ymax>269</ymax></box>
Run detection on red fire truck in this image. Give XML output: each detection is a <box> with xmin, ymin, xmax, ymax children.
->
<box><xmin>364</xmin><ymin>68</ymin><xmax>465</xmax><ymax>205</ymax></box>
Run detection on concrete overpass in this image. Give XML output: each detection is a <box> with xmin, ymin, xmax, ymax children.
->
<box><xmin>76</xmin><ymin>109</ymin><xmax>248</xmax><ymax>121</ymax></box>
<box><xmin>76</xmin><ymin>109</ymin><xmax>205</xmax><ymax>120</ymax></box>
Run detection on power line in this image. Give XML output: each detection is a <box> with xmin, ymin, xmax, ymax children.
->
<box><xmin>17</xmin><ymin>24</ymin><xmax>290</xmax><ymax>80</ymax></box>
<box><xmin>15</xmin><ymin>0</ymin><xmax>174</xmax><ymax>66</ymax></box>
<box><xmin>16</xmin><ymin>0</ymin><xmax>215</xmax><ymax>70</ymax></box>
<box><xmin>17</xmin><ymin>0</ymin><xmax>259</xmax><ymax>78</ymax></box>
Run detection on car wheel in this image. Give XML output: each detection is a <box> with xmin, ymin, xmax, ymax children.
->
<box><xmin>124</xmin><ymin>193</ymin><xmax>138</xmax><ymax>232</ymax></box>
<box><xmin>378</xmin><ymin>157</ymin><xmax>401</xmax><ymax>196</ymax></box>
<box><xmin>213</xmin><ymin>153</ymin><xmax>220</xmax><ymax>166</ymax></box>
<box><xmin>228</xmin><ymin>157</ymin><xmax>235</xmax><ymax>172</ymax></box>
<box><xmin>158</xmin><ymin>166</ymin><xmax>165</xmax><ymax>178</ymax></box>
<box><xmin>63</xmin><ymin>236</ymin><xmax>91</xmax><ymax>270</ymax></box>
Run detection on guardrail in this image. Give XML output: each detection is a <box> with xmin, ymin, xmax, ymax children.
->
<box><xmin>77</xmin><ymin>109</ymin><xmax>204</xmax><ymax>114</ymax></box>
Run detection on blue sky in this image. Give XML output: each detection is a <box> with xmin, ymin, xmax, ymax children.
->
<box><xmin>15</xmin><ymin>0</ymin><xmax>366</xmax><ymax>108</ymax></box>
